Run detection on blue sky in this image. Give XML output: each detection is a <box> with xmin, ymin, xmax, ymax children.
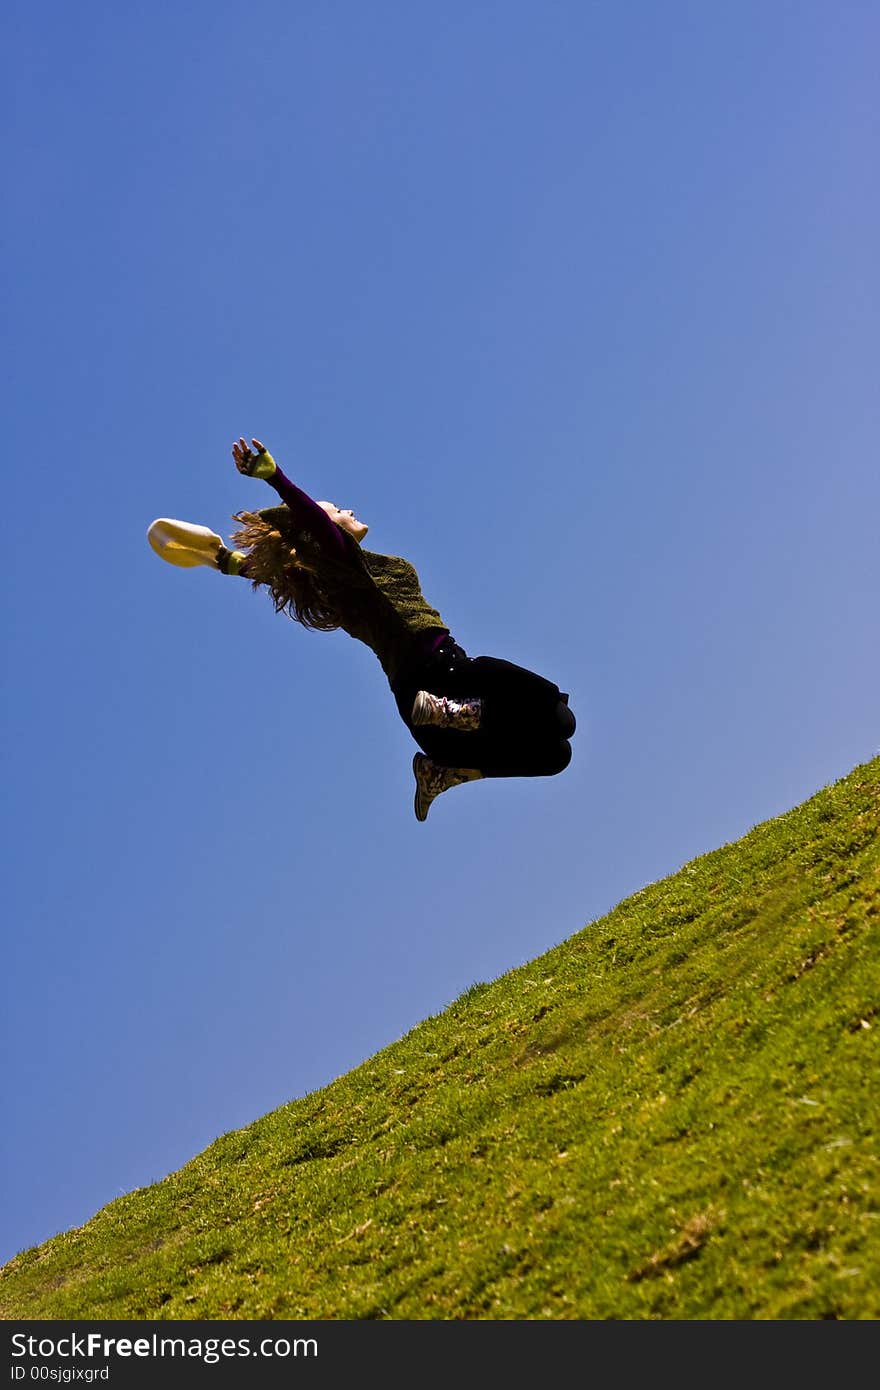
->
<box><xmin>3</xmin><ymin>1</ymin><xmax>878</xmax><ymax>1267</ymax></box>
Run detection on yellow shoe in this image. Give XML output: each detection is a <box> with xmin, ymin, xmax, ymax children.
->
<box><xmin>147</xmin><ymin>518</ymin><xmax>245</xmax><ymax>573</ymax></box>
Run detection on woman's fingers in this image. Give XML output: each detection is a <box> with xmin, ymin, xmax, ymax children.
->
<box><xmin>232</xmin><ymin>436</ymin><xmax>266</xmax><ymax>471</ymax></box>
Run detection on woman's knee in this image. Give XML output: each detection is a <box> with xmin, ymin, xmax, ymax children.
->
<box><xmin>547</xmin><ymin>738</ymin><xmax>572</xmax><ymax>775</ymax></box>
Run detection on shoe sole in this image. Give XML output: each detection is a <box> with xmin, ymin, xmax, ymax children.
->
<box><xmin>413</xmin><ymin>753</ymin><xmax>430</xmax><ymax>822</ymax></box>
<box><xmin>411</xmin><ymin>691</ymin><xmax>432</xmax><ymax>727</ymax></box>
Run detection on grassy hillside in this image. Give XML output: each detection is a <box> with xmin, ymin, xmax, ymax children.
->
<box><xmin>3</xmin><ymin>758</ymin><xmax>878</xmax><ymax>1320</ymax></box>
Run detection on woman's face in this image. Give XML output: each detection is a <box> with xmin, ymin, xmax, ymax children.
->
<box><xmin>318</xmin><ymin>501</ymin><xmax>369</xmax><ymax>543</ymax></box>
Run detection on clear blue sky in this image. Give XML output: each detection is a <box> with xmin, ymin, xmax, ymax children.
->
<box><xmin>3</xmin><ymin>1</ymin><xmax>878</xmax><ymax>1267</ymax></box>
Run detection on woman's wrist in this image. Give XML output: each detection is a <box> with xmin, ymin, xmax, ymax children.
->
<box><xmin>251</xmin><ymin>449</ymin><xmax>277</xmax><ymax>480</ymax></box>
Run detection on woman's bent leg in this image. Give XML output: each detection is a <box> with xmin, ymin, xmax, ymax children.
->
<box><xmin>396</xmin><ymin>645</ymin><xmax>575</xmax><ymax>778</ymax></box>
<box><xmin>413</xmin><ymin>726</ymin><xmax>572</xmax><ymax>777</ymax></box>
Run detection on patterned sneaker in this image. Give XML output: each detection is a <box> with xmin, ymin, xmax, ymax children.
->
<box><xmin>411</xmin><ymin>690</ymin><xmax>483</xmax><ymax>731</ymax></box>
<box><xmin>147</xmin><ymin>518</ymin><xmax>246</xmax><ymax>573</ymax></box>
<box><xmin>412</xmin><ymin>753</ymin><xmax>479</xmax><ymax>822</ymax></box>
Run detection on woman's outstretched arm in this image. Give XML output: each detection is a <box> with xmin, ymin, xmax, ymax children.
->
<box><xmin>232</xmin><ymin>436</ymin><xmax>351</xmax><ymax>558</ymax></box>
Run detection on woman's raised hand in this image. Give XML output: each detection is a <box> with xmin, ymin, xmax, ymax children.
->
<box><xmin>232</xmin><ymin>437</ymin><xmax>276</xmax><ymax>479</ymax></box>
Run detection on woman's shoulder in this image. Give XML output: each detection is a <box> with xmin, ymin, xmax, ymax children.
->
<box><xmin>361</xmin><ymin>549</ymin><xmax>409</xmax><ymax>568</ymax></box>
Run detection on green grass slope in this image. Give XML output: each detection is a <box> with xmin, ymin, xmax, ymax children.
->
<box><xmin>3</xmin><ymin>759</ymin><xmax>879</xmax><ymax>1321</ymax></box>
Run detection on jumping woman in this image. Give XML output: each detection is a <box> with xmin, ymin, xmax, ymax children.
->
<box><xmin>148</xmin><ymin>437</ymin><xmax>576</xmax><ymax>822</ymax></box>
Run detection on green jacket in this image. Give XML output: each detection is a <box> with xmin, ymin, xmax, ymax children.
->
<box><xmin>258</xmin><ymin>505</ymin><xmax>448</xmax><ymax>687</ymax></box>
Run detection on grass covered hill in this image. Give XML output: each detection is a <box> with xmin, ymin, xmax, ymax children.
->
<box><xmin>2</xmin><ymin>758</ymin><xmax>878</xmax><ymax>1320</ymax></box>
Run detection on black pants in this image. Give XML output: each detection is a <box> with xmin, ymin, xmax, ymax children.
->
<box><xmin>393</xmin><ymin>638</ymin><xmax>575</xmax><ymax>778</ymax></box>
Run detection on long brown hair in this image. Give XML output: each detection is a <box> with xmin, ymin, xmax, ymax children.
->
<box><xmin>230</xmin><ymin>509</ymin><xmax>344</xmax><ymax>631</ymax></box>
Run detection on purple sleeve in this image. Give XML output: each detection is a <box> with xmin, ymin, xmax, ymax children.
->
<box><xmin>265</xmin><ymin>466</ymin><xmax>351</xmax><ymax>559</ymax></box>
